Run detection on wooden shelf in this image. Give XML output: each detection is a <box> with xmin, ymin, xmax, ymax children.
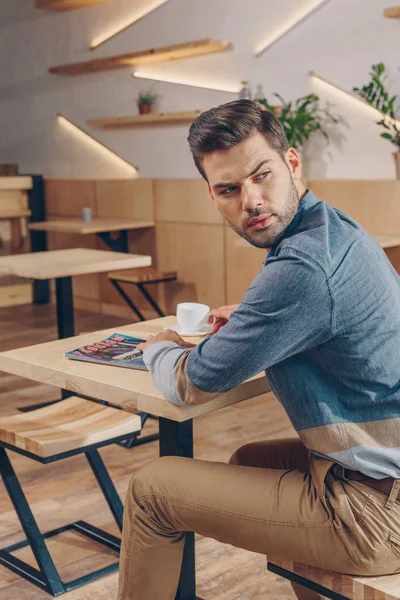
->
<box><xmin>35</xmin><ymin>0</ymin><xmax>109</xmax><ymax>10</ymax></box>
<box><xmin>49</xmin><ymin>39</ymin><xmax>232</xmax><ymax>75</ymax></box>
<box><xmin>87</xmin><ymin>110</ymin><xmax>203</xmax><ymax>128</ymax></box>
<box><xmin>384</xmin><ymin>6</ymin><xmax>400</xmax><ymax>17</ymax></box>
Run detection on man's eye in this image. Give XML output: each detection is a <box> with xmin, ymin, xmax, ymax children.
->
<box><xmin>255</xmin><ymin>171</ymin><xmax>270</xmax><ymax>180</ymax></box>
<box><xmin>220</xmin><ymin>186</ymin><xmax>237</xmax><ymax>196</ymax></box>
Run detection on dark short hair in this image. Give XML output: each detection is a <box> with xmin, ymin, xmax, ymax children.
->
<box><xmin>187</xmin><ymin>99</ymin><xmax>289</xmax><ymax>180</ymax></box>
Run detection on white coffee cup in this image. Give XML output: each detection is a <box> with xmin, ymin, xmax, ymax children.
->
<box><xmin>176</xmin><ymin>302</ymin><xmax>216</xmax><ymax>332</ymax></box>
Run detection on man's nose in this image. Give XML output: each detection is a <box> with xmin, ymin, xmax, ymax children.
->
<box><xmin>241</xmin><ymin>185</ymin><xmax>264</xmax><ymax>212</ymax></box>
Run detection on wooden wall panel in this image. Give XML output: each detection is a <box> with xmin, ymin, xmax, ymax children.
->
<box><xmin>156</xmin><ymin>223</ymin><xmax>225</xmax><ymax>312</ymax></box>
<box><xmin>308</xmin><ymin>180</ymin><xmax>400</xmax><ymax>234</ymax></box>
<box><xmin>225</xmin><ymin>227</ymin><xmax>266</xmax><ymax>305</ymax></box>
<box><xmin>94</xmin><ymin>179</ymin><xmax>156</xmax><ymax>317</ymax></box>
<box><xmin>95</xmin><ymin>179</ymin><xmax>154</xmax><ymax>221</ymax></box>
<box><xmin>154</xmin><ymin>179</ymin><xmax>223</xmax><ymax>224</ymax></box>
<box><xmin>45</xmin><ymin>179</ymin><xmax>96</xmax><ymax>216</ymax></box>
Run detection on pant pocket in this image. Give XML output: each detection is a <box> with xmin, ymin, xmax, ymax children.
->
<box><xmin>385</xmin><ymin>532</ymin><xmax>400</xmax><ymax>560</ymax></box>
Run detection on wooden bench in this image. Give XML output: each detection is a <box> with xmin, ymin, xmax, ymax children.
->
<box><xmin>0</xmin><ymin>396</ymin><xmax>141</xmax><ymax>595</ymax></box>
<box><xmin>108</xmin><ymin>266</ymin><xmax>177</xmax><ymax>321</ymax></box>
<box><xmin>267</xmin><ymin>556</ymin><xmax>400</xmax><ymax>600</ymax></box>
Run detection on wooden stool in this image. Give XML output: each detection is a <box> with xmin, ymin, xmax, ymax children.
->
<box><xmin>108</xmin><ymin>267</ymin><xmax>177</xmax><ymax>321</ymax></box>
<box><xmin>267</xmin><ymin>556</ymin><xmax>400</xmax><ymax>600</ymax></box>
<box><xmin>0</xmin><ymin>396</ymin><xmax>141</xmax><ymax>596</ymax></box>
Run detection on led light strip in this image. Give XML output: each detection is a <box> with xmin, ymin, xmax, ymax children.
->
<box><xmin>255</xmin><ymin>0</ymin><xmax>331</xmax><ymax>57</ymax></box>
<box><xmin>90</xmin><ymin>0</ymin><xmax>168</xmax><ymax>49</ymax></box>
<box><xmin>57</xmin><ymin>114</ymin><xmax>139</xmax><ymax>176</ymax></box>
<box><xmin>309</xmin><ymin>71</ymin><xmax>400</xmax><ymax>128</ymax></box>
<box><xmin>133</xmin><ymin>71</ymin><xmax>240</xmax><ymax>94</ymax></box>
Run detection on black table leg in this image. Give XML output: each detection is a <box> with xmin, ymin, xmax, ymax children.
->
<box><xmin>27</xmin><ymin>175</ymin><xmax>49</xmax><ymax>305</ymax></box>
<box><xmin>55</xmin><ymin>277</ymin><xmax>74</xmax><ymax>400</ymax></box>
<box><xmin>55</xmin><ymin>276</ymin><xmax>74</xmax><ymax>339</ymax></box>
<box><xmin>159</xmin><ymin>418</ymin><xmax>204</xmax><ymax>600</ymax></box>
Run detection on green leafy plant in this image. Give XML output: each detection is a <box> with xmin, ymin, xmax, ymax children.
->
<box><xmin>353</xmin><ymin>63</ymin><xmax>400</xmax><ymax>149</ymax></box>
<box><xmin>137</xmin><ymin>88</ymin><xmax>158</xmax><ymax>105</ymax></box>
<box><xmin>257</xmin><ymin>93</ymin><xmax>340</xmax><ymax>150</ymax></box>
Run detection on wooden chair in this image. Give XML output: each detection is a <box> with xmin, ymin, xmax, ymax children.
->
<box><xmin>108</xmin><ymin>267</ymin><xmax>177</xmax><ymax>321</ymax></box>
<box><xmin>0</xmin><ymin>396</ymin><xmax>141</xmax><ymax>596</ymax></box>
<box><xmin>267</xmin><ymin>556</ymin><xmax>400</xmax><ymax>600</ymax></box>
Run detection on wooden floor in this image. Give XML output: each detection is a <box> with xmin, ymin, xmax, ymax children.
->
<box><xmin>0</xmin><ymin>303</ymin><xmax>295</xmax><ymax>600</ymax></box>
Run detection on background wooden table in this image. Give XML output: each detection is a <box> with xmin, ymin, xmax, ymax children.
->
<box><xmin>28</xmin><ymin>218</ymin><xmax>154</xmax><ymax>253</ymax></box>
<box><xmin>372</xmin><ymin>233</ymin><xmax>400</xmax><ymax>249</ymax></box>
<box><xmin>28</xmin><ymin>218</ymin><xmax>154</xmax><ymax>235</ymax></box>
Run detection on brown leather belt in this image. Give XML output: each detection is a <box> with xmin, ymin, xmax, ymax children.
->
<box><xmin>344</xmin><ymin>469</ymin><xmax>400</xmax><ymax>502</ymax></box>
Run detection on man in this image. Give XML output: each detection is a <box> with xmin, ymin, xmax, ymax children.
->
<box><xmin>118</xmin><ymin>100</ymin><xmax>400</xmax><ymax>600</ymax></box>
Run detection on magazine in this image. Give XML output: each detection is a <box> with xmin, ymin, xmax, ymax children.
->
<box><xmin>64</xmin><ymin>333</ymin><xmax>148</xmax><ymax>370</ymax></box>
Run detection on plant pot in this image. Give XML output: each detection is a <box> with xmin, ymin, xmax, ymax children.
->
<box><xmin>394</xmin><ymin>150</ymin><xmax>400</xmax><ymax>180</ymax></box>
<box><xmin>138</xmin><ymin>104</ymin><xmax>152</xmax><ymax>115</ymax></box>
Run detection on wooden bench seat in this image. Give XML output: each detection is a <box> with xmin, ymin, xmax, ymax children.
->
<box><xmin>0</xmin><ymin>395</ymin><xmax>141</xmax><ymax>458</ymax></box>
<box><xmin>108</xmin><ymin>266</ymin><xmax>177</xmax><ymax>284</ymax></box>
<box><xmin>0</xmin><ymin>396</ymin><xmax>141</xmax><ymax>593</ymax></box>
<box><xmin>108</xmin><ymin>267</ymin><xmax>178</xmax><ymax>321</ymax></box>
<box><xmin>267</xmin><ymin>557</ymin><xmax>400</xmax><ymax>600</ymax></box>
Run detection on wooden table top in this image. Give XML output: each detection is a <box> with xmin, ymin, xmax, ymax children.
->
<box><xmin>372</xmin><ymin>233</ymin><xmax>400</xmax><ymax>249</ymax></box>
<box><xmin>0</xmin><ymin>177</ymin><xmax>32</xmax><ymax>191</ymax></box>
<box><xmin>0</xmin><ymin>248</ymin><xmax>151</xmax><ymax>279</ymax></box>
<box><xmin>0</xmin><ymin>317</ymin><xmax>269</xmax><ymax>422</ymax></box>
<box><xmin>0</xmin><ymin>209</ymin><xmax>31</xmax><ymax>220</ymax></box>
<box><xmin>28</xmin><ymin>218</ymin><xmax>154</xmax><ymax>235</ymax></box>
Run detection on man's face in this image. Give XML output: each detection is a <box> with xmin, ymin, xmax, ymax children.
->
<box><xmin>203</xmin><ymin>132</ymin><xmax>302</xmax><ymax>249</ymax></box>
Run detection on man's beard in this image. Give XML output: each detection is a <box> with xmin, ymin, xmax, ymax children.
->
<box><xmin>227</xmin><ymin>180</ymin><xmax>300</xmax><ymax>249</ymax></box>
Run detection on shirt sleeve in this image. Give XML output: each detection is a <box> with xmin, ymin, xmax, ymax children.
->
<box><xmin>144</xmin><ymin>249</ymin><xmax>334</xmax><ymax>404</ymax></box>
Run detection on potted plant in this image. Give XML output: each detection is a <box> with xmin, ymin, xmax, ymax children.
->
<box><xmin>257</xmin><ymin>93</ymin><xmax>340</xmax><ymax>151</ymax></box>
<box><xmin>353</xmin><ymin>63</ymin><xmax>400</xmax><ymax>179</ymax></box>
<box><xmin>137</xmin><ymin>88</ymin><xmax>158</xmax><ymax>115</ymax></box>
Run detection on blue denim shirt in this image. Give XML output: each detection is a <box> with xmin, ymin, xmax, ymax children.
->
<box><xmin>143</xmin><ymin>191</ymin><xmax>400</xmax><ymax>479</ymax></box>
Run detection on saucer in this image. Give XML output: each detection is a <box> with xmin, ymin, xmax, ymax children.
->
<box><xmin>164</xmin><ymin>323</ymin><xmax>212</xmax><ymax>337</ymax></box>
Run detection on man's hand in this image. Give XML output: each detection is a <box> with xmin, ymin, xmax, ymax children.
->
<box><xmin>137</xmin><ymin>330</ymin><xmax>196</xmax><ymax>353</ymax></box>
<box><xmin>208</xmin><ymin>304</ymin><xmax>240</xmax><ymax>334</ymax></box>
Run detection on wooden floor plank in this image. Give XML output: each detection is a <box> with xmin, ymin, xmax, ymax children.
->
<box><xmin>0</xmin><ymin>303</ymin><xmax>295</xmax><ymax>599</ymax></box>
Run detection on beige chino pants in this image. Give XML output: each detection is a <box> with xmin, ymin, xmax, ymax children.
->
<box><xmin>118</xmin><ymin>438</ymin><xmax>400</xmax><ymax>600</ymax></box>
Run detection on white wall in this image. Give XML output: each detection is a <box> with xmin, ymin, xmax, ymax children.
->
<box><xmin>0</xmin><ymin>0</ymin><xmax>398</xmax><ymax>179</ymax></box>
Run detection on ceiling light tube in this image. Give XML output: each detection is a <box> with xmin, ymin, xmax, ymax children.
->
<box><xmin>90</xmin><ymin>0</ymin><xmax>168</xmax><ymax>49</ymax></box>
<box><xmin>255</xmin><ymin>0</ymin><xmax>331</xmax><ymax>58</ymax></box>
<box><xmin>57</xmin><ymin>114</ymin><xmax>139</xmax><ymax>176</ymax></box>
<box><xmin>309</xmin><ymin>71</ymin><xmax>400</xmax><ymax>128</ymax></box>
<box><xmin>133</xmin><ymin>71</ymin><xmax>240</xmax><ymax>94</ymax></box>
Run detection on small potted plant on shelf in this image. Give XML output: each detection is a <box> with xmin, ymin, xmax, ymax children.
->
<box><xmin>257</xmin><ymin>93</ymin><xmax>340</xmax><ymax>152</ymax></box>
<box><xmin>353</xmin><ymin>63</ymin><xmax>400</xmax><ymax>179</ymax></box>
<box><xmin>137</xmin><ymin>88</ymin><xmax>158</xmax><ymax>115</ymax></box>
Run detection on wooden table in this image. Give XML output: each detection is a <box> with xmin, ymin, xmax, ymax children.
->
<box><xmin>0</xmin><ymin>316</ymin><xmax>269</xmax><ymax>599</ymax></box>
<box><xmin>0</xmin><ymin>248</ymin><xmax>151</xmax><ymax>339</ymax></box>
<box><xmin>372</xmin><ymin>233</ymin><xmax>400</xmax><ymax>249</ymax></box>
<box><xmin>28</xmin><ymin>218</ymin><xmax>154</xmax><ymax>253</ymax></box>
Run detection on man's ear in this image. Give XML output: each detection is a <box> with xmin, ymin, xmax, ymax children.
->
<box><xmin>285</xmin><ymin>148</ymin><xmax>302</xmax><ymax>180</ymax></box>
<box><xmin>208</xmin><ymin>184</ymin><xmax>216</xmax><ymax>205</ymax></box>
